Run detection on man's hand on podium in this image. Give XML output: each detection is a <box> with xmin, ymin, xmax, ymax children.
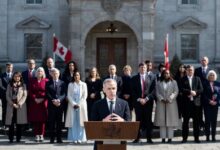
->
<box><xmin>102</xmin><ymin>113</ymin><xmax>125</xmax><ymax>122</ymax></box>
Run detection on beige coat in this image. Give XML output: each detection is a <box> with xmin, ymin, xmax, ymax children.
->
<box><xmin>5</xmin><ymin>84</ymin><xmax>27</xmax><ymax>125</ymax></box>
<box><xmin>65</xmin><ymin>81</ymin><xmax>88</xmax><ymax>127</ymax></box>
<box><xmin>154</xmin><ymin>80</ymin><xmax>179</xmax><ymax>127</ymax></box>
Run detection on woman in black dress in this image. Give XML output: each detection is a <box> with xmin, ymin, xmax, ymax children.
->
<box><xmin>85</xmin><ymin>67</ymin><xmax>102</xmax><ymax>120</ymax></box>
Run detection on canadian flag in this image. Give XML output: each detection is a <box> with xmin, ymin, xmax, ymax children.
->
<box><xmin>53</xmin><ymin>36</ymin><xmax>72</xmax><ymax>63</ymax></box>
<box><xmin>164</xmin><ymin>34</ymin><xmax>170</xmax><ymax>70</ymax></box>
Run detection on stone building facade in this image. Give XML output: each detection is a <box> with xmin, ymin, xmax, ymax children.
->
<box><xmin>0</xmin><ymin>0</ymin><xmax>220</xmax><ymax>77</ymax></box>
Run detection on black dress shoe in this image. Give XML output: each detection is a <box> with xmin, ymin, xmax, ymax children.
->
<box><xmin>57</xmin><ymin>140</ymin><xmax>63</xmax><ymax>143</ymax></box>
<box><xmin>9</xmin><ymin>140</ymin><xmax>13</xmax><ymax>143</ymax></box>
<box><xmin>194</xmin><ymin>139</ymin><xmax>201</xmax><ymax>143</ymax></box>
<box><xmin>162</xmin><ymin>139</ymin><xmax>166</xmax><ymax>143</ymax></box>
<box><xmin>182</xmin><ymin>139</ymin><xmax>187</xmax><ymax>143</ymax></box>
<box><xmin>167</xmin><ymin>139</ymin><xmax>172</xmax><ymax>143</ymax></box>
<box><xmin>50</xmin><ymin>139</ymin><xmax>54</xmax><ymax>143</ymax></box>
<box><xmin>147</xmin><ymin>139</ymin><xmax>153</xmax><ymax>144</ymax></box>
<box><xmin>132</xmin><ymin>139</ymin><xmax>140</xmax><ymax>143</ymax></box>
<box><xmin>212</xmin><ymin>137</ymin><xmax>216</xmax><ymax>142</ymax></box>
<box><xmin>206</xmin><ymin>136</ymin><xmax>210</xmax><ymax>142</ymax></box>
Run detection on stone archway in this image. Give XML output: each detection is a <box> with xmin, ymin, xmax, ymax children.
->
<box><xmin>84</xmin><ymin>21</ymin><xmax>138</xmax><ymax>77</ymax></box>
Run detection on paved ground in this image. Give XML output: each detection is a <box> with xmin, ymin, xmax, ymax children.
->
<box><xmin>1</xmin><ymin>102</ymin><xmax>220</xmax><ymax>149</ymax></box>
<box><xmin>1</xmin><ymin>134</ymin><xmax>220</xmax><ymax>150</ymax></box>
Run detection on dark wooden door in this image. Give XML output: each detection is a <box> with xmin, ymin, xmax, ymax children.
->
<box><xmin>97</xmin><ymin>38</ymin><xmax>126</xmax><ymax>77</ymax></box>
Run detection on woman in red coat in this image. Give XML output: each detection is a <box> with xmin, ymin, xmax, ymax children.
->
<box><xmin>28</xmin><ymin>67</ymin><xmax>48</xmax><ymax>142</ymax></box>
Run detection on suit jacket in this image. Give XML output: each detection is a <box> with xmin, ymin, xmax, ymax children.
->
<box><xmin>46</xmin><ymin>79</ymin><xmax>66</xmax><ymax>110</ymax></box>
<box><xmin>0</xmin><ymin>72</ymin><xmax>13</xmax><ymax>99</ymax></box>
<box><xmin>203</xmin><ymin>80</ymin><xmax>220</xmax><ymax>106</ymax></box>
<box><xmin>195</xmin><ymin>67</ymin><xmax>211</xmax><ymax>86</ymax></box>
<box><xmin>180</xmin><ymin>76</ymin><xmax>203</xmax><ymax>107</ymax></box>
<box><xmin>131</xmin><ymin>73</ymin><xmax>155</xmax><ymax>108</ymax></box>
<box><xmin>91</xmin><ymin>98</ymin><xmax>131</xmax><ymax>121</ymax></box>
<box><xmin>22</xmin><ymin>69</ymin><xmax>36</xmax><ymax>89</ymax></box>
<box><xmin>104</xmin><ymin>75</ymin><xmax>123</xmax><ymax>96</ymax></box>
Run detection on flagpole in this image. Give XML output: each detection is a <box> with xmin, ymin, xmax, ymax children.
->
<box><xmin>53</xmin><ymin>33</ymin><xmax>56</xmax><ymax>67</ymax></box>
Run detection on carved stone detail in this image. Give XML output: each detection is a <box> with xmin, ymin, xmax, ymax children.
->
<box><xmin>101</xmin><ymin>0</ymin><xmax>122</xmax><ymax>15</ymax></box>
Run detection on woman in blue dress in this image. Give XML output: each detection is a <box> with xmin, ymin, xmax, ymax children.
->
<box><xmin>65</xmin><ymin>71</ymin><xmax>88</xmax><ymax>143</ymax></box>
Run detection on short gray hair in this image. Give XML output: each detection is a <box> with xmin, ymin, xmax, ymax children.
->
<box><xmin>51</xmin><ymin>68</ymin><xmax>60</xmax><ymax>74</ymax></box>
<box><xmin>207</xmin><ymin>70</ymin><xmax>217</xmax><ymax>81</ymax></box>
<box><xmin>103</xmin><ymin>78</ymin><xmax>117</xmax><ymax>87</ymax></box>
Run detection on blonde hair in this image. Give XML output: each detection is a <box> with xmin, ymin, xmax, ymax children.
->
<box><xmin>123</xmin><ymin>65</ymin><xmax>132</xmax><ymax>72</ymax></box>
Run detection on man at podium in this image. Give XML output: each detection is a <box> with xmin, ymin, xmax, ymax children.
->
<box><xmin>91</xmin><ymin>78</ymin><xmax>131</xmax><ymax>150</ymax></box>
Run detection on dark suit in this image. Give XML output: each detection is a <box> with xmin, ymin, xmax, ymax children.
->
<box><xmin>181</xmin><ymin>76</ymin><xmax>203</xmax><ymax>141</ymax></box>
<box><xmin>22</xmin><ymin>69</ymin><xmax>36</xmax><ymax>89</ymax></box>
<box><xmin>0</xmin><ymin>72</ymin><xmax>12</xmax><ymax>125</ymax></box>
<box><xmin>91</xmin><ymin>98</ymin><xmax>131</xmax><ymax>121</ymax></box>
<box><xmin>104</xmin><ymin>75</ymin><xmax>123</xmax><ymax>96</ymax></box>
<box><xmin>195</xmin><ymin>67</ymin><xmax>211</xmax><ymax>128</ymax></box>
<box><xmin>203</xmin><ymin>81</ymin><xmax>220</xmax><ymax>139</ymax></box>
<box><xmin>91</xmin><ymin>98</ymin><xmax>131</xmax><ymax>150</ymax></box>
<box><xmin>44</xmin><ymin>67</ymin><xmax>53</xmax><ymax>80</ymax></box>
<box><xmin>131</xmin><ymin>73</ymin><xmax>155</xmax><ymax>141</ymax></box>
<box><xmin>46</xmin><ymin>79</ymin><xmax>66</xmax><ymax>142</ymax></box>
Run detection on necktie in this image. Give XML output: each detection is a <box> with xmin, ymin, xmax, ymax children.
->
<box><xmin>109</xmin><ymin>101</ymin><xmax>114</xmax><ymax>114</ymax></box>
<box><xmin>54</xmin><ymin>81</ymin><xmax>58</xmax><ymax>91</ymax></box>
<box><xmin>202</xmin><ymin>68</ymin><xmax>206</xmax><ymax>78</ymax></box>
<box><xmin>141</xmin><ymin>76</ymin><xmax>145</xmax><ymax>98</ymax></box>
<box><xmin>29</xmin><ymin>70</ymin><xmax>32</xmax><ymax>78</ymax></box>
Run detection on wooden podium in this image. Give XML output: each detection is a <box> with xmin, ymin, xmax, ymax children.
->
<box><xmin>84</xmin><ymin>121</ymin><xmax>139</xmax><ymax>150</ymax></box>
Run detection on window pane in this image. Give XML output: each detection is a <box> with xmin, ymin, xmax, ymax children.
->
<box><xmin>26</xmin><ymin>48</ymin><xmax>42</xmax><ymax>59</ymax></box>
<box><xmin>36</xmin><ymin>0</ymin><xmax>42</xmax><ymax>4</ymax></box>
<box><xmin>26</xmin><ymin>0</ymin><xmax>34</xmax><ymax>4</ymax></box>
<box><xmin>182</xmin><ymin>0</ymin><xmax>188</xmax><ymax>4</ymax></box>
<box><xmin>190</xmin><ymin>0</ymin><xmax>197</xmax><ymax>4</ymax></box>
<box><xmin>181</xmin><ymin>34</ymin><xmax>198</xmax><ymax>60</ymax></box>
<box><xmin>25</xmin><ymin>34</ymin><xmax>43</xmax><ymax>59</ymax></box>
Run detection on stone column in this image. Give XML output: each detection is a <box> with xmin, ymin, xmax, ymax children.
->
<box><xmin>68</xmin><ymin>0</ymin><xmax>85</xmax><ymax>78</ymax></box>
<box><xmin>214</xmin><ymin>0</ymin><xmax>220</xmax><ymax>63</ymax></box>
<box><xmin>0</xmin><ymin>0</ymin><xmax>8</xmax><ymax>61</ymax></box>
<box><xmin>141</xmin><ymin>0</ymin><xmax>156</xmax><ymax>62</ymax></box>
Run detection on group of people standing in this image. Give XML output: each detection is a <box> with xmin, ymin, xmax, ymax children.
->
<box><xmin>0</xmin><ymin>56</ymin><xmax>219</xmax><ymax>145</ymax></box>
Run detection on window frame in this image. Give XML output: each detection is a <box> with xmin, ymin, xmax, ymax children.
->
<box><xmin>181</xmin><ymin>0</ymin><xmax>198</xmax><ymax>5</ymax></box>
<box><xmin>24</xmin><ymin>33</ymin><xmax>44</xmax><ymax>60</ymax></box>
<box><xmin>180</xmin><ymin>34</ymin><xmax>199</xmax><ymax>61</ymax></box>
<box><xmin>177</xmin><ymin>0</ymin><xmax>200</xmax><ymax>10</ymax></box>
<box><xmin>26</xmin><ymin>0</ymin><xmax>43</xmax><ymax>4</ymax></box>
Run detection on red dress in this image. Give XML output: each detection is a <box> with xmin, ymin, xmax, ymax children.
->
<box><xmin>28</xmin><ymin>78</ymin><xmax>48</xmax><ymax>122</ymax></box>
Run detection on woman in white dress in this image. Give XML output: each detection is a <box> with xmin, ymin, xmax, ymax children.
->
<box><xmin>65</xmin><ymin>71</ymin><xmax>88</xmax><ymax>143</ymax></box>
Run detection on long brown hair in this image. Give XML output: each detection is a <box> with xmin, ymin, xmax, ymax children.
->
<box><xmin>10</xmin><ymin>72</ymin><xmax>24</xmax><ymax>87</ymax></box>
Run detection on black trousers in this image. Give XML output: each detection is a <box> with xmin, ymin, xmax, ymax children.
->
<box><xmin>1</xmin><ymin>97</ymin><xmax>7</xmax><ymax>126</ymax></box>
<box><xmin>204</xmin><ymin>105</ymin><xmax>218</xmax><ymax>137</ymax></box>
<box><xmin>182</xmin><ymin>102</ymin><xmax>200</xmax><ymax>140</ymax></box>
<box><xmin>134</xmin><ymin>102</ymin><xmax>153</xmax><ymax>140</ymax></box>
<box><xmin>48</xmin><ymin>108</ymin><xmax>63</xmax><ymax>141</ymax></box>
<box><xmin>8</xmin><ymin>108</ymin><xmax>22</xmax><ymax>142</ymax></box>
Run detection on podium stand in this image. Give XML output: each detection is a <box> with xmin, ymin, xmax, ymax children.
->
<box><xmin>84</xmin><ymin>121</ymin><xmax>139</xmax><ymax>150</ymax></box>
